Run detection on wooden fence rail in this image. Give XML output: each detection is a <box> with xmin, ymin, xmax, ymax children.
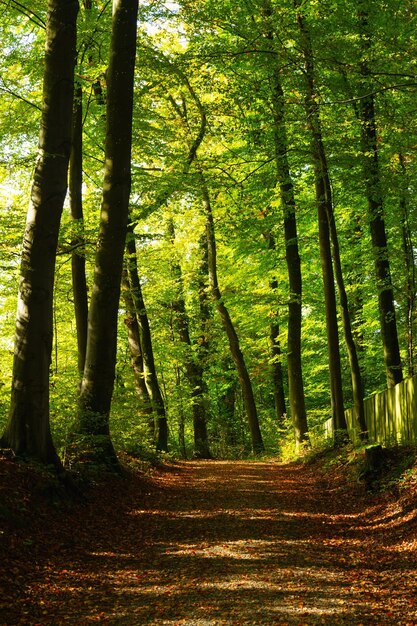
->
<box><xmin>325</xmin><ymin>374</ymin><xmax>417</xmax><ymax>445</ymax></box>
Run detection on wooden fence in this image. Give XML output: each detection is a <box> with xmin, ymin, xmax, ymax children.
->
<box><xmin>325</xmin><ymin>374</ymin><xmax>417</xmax><ymax>445</ymax></box>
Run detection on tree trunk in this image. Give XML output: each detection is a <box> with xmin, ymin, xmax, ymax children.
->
<box><xmin>166</xmin><ymin>59</ymin><xmax>263</xmax><ymax>453</ymax></box>
<box><xmin>174</xmin><ymin>367</ymin><xmax>188</xmax><ymax>459</ymax></box>
<box><xmin>263</xmin><ymin>231</ymin><xmax>287</xmax><ymax>424</ymax></box>
<box><xmin>0</xmin><ymin>0</ymin><xmax>79</xmax><ymax>466</ymax></box>
<box><xmin>262</xmin><ymin>4</ymin><xmax>309</xmax><ymax>446</ymax></box>
<box><xmin>357</xmin><ymin>5</ymin><xmax>403</xmax><ymax>388</ymax></box>
<box><xmin>168</xmin><ymin>220</ymin><xmax>211</xmax><ymax>459</ymax></box>
<box><xmin>398</xmin><ymin>153</ymin><xmax>416</xmax><ymax>377</ymax></box>
<box><xmin>125</xmin><ymin>226</ymin><xmax>168</xmax><ymax>452</ymax></box>
<box><xmin>69</xmin><ymin>83</ymin><xmax>88</xmax><ymax>377</ymax></box>
<box><xmin>295</xmin><ymin>1</ymin><xmax>351</xmax><ymax>436</ymax></box>
<box><xmin>121</xmin><ymin>270</ymin><xmax>155</xmax><ymax>440</ymax></box>
<box><xmin>201</xmin><ymin>179</ymin><xmax>265</xmax><ymax>454</ymax></box>
<box><xmin>76</xmin><ymin>0</ymin><xmax>138</xmax><ymax>467</ymax></box>
<box><xmin>317</xmin><ymin>188</ymin><xmax>347</xmax><ymax>432</ymax></box>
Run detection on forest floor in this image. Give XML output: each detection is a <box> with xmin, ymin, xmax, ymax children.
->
<box><xmin>1</xmin><ymin>448</ymin><xmax>417</xmax><ymax>625</ymax></box>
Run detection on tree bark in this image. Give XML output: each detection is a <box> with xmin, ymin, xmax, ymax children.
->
<box><xmin>125</xmin><ymin>226</ymin><xmax>168</xmax><ymax>452</ymax></box>
<box><xmin>398</xmin><ymin>153</ymin><xmax>416</xmax><ymax>377</ymax></box>
<box><xmin>69</xmin><ymin>83</ymin><xmax>88</xmax><ymax>377</ymax></box>
<box><xmin>76</xmin><ymin>0</ymin><xmax>138</xmax><ymax>467</ymax></box>
<box><xmin>0</xmin><ymin>0</ymin><xmax>79</xmax><ymax>466</ymax></box>
<box><xmin>263</xmin><ymin>231</ymin><xmax>287</xmax><ymax>424</ymax></box>
<box><xmin>295</xmin><ymin>1</ymin><xmax>352</xmax><ymax>436</ymax></box>
<box><xmin>168</xmin><ymin>220</ymin><xmax>211</xmax><ymax>459</ymax></box>
<box><xmin>357</xmin><ymin>5</ymin><xmax>403</xmax><ymax>388</ymax></box>
<box><xmin>121</xmin><ymin>270</ymin><xmax>155</xmax><ymax>440</ymax></box>
<box><xmin>202</xmin><ymin>178</ymin><xmax>265</xmax><ymax>454</ymax></box>
<box><xmin>262</xmin><ymin>1</ymin><xmax>309</xmax><ymax>447</ymax></box>
<box><xmin>167</xmin><ymin>74</ymin><xmax>264</xmax><ymax>454</ymax></box>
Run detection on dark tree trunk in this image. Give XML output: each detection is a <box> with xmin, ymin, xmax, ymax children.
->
<box><xmin>357</xmin><ymin>6</ymin><xmax>403</xmax><ymax>388</ymax></box>
<box><xmin>0</xmin><ymin>0</ymin><xmax>79</xmax><ymax>466</ymax></box>
<box><xmin>398</xmin><ymin>154</ymin><xmax>416</xmax><ymax>377</ymax></box>
<box><xmin>125</xmin><ymin>226</ymin><xmax>168</xmax><ymax>452</ymax></box>
<box><xmin>168</xmin><ymin>220</ymin><xmax>211</xmax><ymax>459</ymax></box>
<box><xmin>121</xmin><ymin>271</ymin><xmax>155</xmax><ymax>440</ymax></box>
<box><xmin>295</xmin><ymin>2</ymin><xmax>351</xmax><ymax>436</ymax></box>
<box><xmin>69</xmin><ymin>83</ymin><xmax>88</xmax><ymax>377</ymax></box>
<box><xmin>262</xmin><ymin>5</ymin><xmax>309</xmax><ymax>446</ymax></box>
<box><xmin>76</xmin><ymin>0</ymin><xmax>138</xmax><ymax>467</ymax></box>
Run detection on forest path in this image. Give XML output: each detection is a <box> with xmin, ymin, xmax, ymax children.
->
<box><xmin>2</xmin><ymin>459</ymin><xmax>417</xmax><ymax>624</ymax></box>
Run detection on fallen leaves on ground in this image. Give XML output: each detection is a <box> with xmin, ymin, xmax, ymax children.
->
<box><xmin>0</xmin><ymin>452</ymin><xmax>416</xmax><ymax>625</ymax></box>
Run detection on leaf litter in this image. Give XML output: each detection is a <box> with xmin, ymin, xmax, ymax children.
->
<box><xmin>0</xmin><ymin>453</ymin><xmax>416</xmax><ymax>625</ymax></box>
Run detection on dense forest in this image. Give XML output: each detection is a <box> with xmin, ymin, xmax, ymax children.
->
<box><xmin>0</xmin><ymin>0</ymin><xmax>416</xmax><ymax>468</ymax></box>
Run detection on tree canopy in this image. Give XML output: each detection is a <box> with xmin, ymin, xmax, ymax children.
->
<box><xmin>1</xmin><ymin>0</ymin><xmax>417</xmax><ymax>463</ymax></box>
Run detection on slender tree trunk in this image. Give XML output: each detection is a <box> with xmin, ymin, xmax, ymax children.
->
<box><xmin>201</xmin><ymin>178</ymin><xmax>265</xmax><ymax>454</ymax></box>
<box><xmin>398</xmin><ymin>153</ymin><xmax>416</xmax><ymax>377</ymax></box>
<box><xmin>295</xmin><ymin>2</ymin><xmax>353</xmax><ymax>436</ymax></box>
<box><xmin>168</xmin><ymin>220</ymin><xmax>211</xmax><ymax>459</ymax></box>
<box><xmin>121</xmin><ymin>271</ymin><xmax>155</xmax><ymax>440</ymax></box>
<box><xmin>76</xmin><ymin>0</ymin><xmax>138</xmax><ymax>467</ymax></box>
<box><xmin>69</xmin><ymin>83</ymin><xmax>88</xmax><ymax>377</ymax></box>
<box><xmin>269</xmin><ymin>306</ymin><xmax>287</xmax><ymax>424</ymax></box>
<box><xmin>263</xmin><ymin>231</ymin><xmax>287</xmax><ymax>423</ymax></box>
<box><xmin>125</xmin><ymin>226</ymin><xmax>168</xmax><ymax>452</ymax></box>
<box><xmin>317</xmin><ymin>186</ymin><xmax>347</xmax><ymax>432</ymax></box>
<box><xmin>357</xmin><ymin>5</ymin><xmax>403</xmax><ymax>388</ymax></box>
<box><xmin>174</xmin><ymin>367</ymin><xmax>188</xmax><ymax>459</ymax></box>
<box><xmin>262</xmin><ymin>5</ymin><xmax>308</xmax><ymax>446</ymax></box>
<box><xmin>166</xmin><ymin>63</ymin><xmax>263</xmax><ymax>452</ymax></box>
<box><xmin>0</xmin><ymin>0</ymin><xmax>78</xmax><ymax>466</ymax></box>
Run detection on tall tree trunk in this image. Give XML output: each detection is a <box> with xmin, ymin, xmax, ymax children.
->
<box><xmin>0</xmin><ymin>0</ymin><xmax>79</xmax><ymax>466</ymax></box>
<box><xmin>166</xmin><ymin>63</ymin><xmax>263</xmax><ymax>453</ymax></box>
<box><xmin>201</xmin><ymin>178</ymin><xmax>265</xmax><ymax>454</ymax></box>
<box><xmin>263</xmin><ymin>231</ymin><xmax>287</xmax><ymax>424</ymax></box>
<box><xmin>262</xmin><ymin>2</ymin><xmax>309</xmax><ymax>447</ymax></box>
<box><xmin>125</xmin><ymin>226</ymin><xmax>168</xmax><ymax>452</ymax></box>
<box><xmin>76</xmin><ymin>0</ymin><xmax>138</xmax><ymax>467</ymax></box>
<box><xmin>69</xmin><ymin>83</ymin><xmax>88</xmax><ymax>377</ymax></box>
<box><xmin>295</xmin><ymin>1</ymin><xmax>353</xmax><ymax>436</ymax></box>
<box><xmin>121</xmin><ymin>270</ymin><xmax>155</xmax><ymax>440</ymax></box>
<box><xmin>357</xmin><ymin>5</ymin><xmax>403</xmax><ymax>388</ymax></box>
<box><xmin>398</xmin><ymin>153</ymin><xmax>416</xmax><ymax>377</ymax></box>
<box><xmin>174</xmin><ymin>367</ymin><xmax>188</xmax><ymax>459</ymax></box>
<box><xmin>317</xmin><ymin>185</ymin><xmax>347</xmax><ymax>432</ymax></box>
<box><xmin>168</xmin><ymin>220</ymin><xmax>211</xmax><ymax>459</ymax></box>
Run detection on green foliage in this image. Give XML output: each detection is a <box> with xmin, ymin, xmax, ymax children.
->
<box><xmin>1</xmin><ymin>0</ymin><xmax>417</xmax><ymax>463</ymax></box>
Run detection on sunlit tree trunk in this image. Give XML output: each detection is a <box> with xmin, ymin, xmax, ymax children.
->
<box><xmin>0</xmin><ymin>0</ymin><xmax>78</xmax><ymax>466</ymax></box>
<box><xmin>69</xmin><ymin>83</ymin><xmax>88</xmax><ymax>378</ymax></box>
<box><xmin>126</xmin><ymin>226</ymin><xmax>168</xmax><ymax>452</ymax></box>
<box><xmin>121</xmin><ymin>270</ymin><xmax>154</xmax><ymax>440</ymax></box>
<box><xmin>76</xmin><ymin>0</ymin><xmax>138</xmax><ymax>467</ymax></box>
<box><xmin>263</xmin><ymin>231</ymin><xmax>287</xmax><ymax>424</ymax></box>
<box><xmin>168</xmin><ymin>77</ymin><xmax>264</xmax><ymax>454</ymax></box>
<box><xmin>201</xmin><ymin>178</ymin><xmax>265</xmax><ymax>454</ymax></box>
<box><xmin>168</xmin><ymin>220</ymin><xmax>211</xmax><ymax>459</ymax></box>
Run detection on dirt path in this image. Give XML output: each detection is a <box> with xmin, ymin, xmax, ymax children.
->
<box><xmin>2</xmin><ymin>459</ymin><xmax>417</xmax><ymax>624</ymax></box>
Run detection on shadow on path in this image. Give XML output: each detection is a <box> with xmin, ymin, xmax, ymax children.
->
<box><xmin>2</xmin><ymin>460</ymin><xmax>417</xmax><ymax>625</ymax></box>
